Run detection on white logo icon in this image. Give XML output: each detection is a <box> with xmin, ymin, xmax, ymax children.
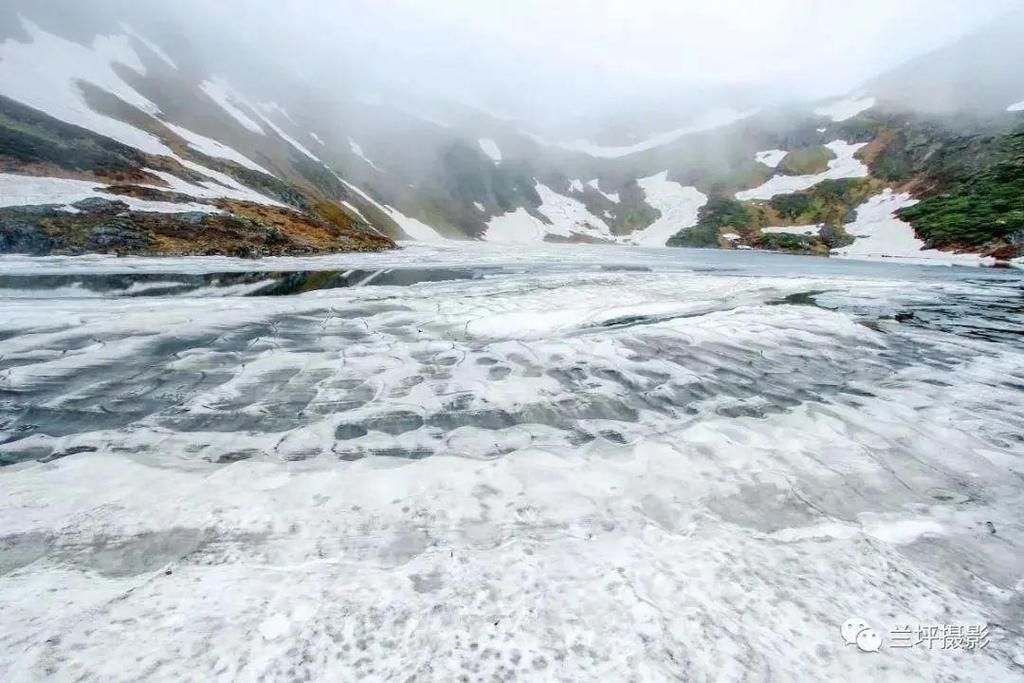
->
<box><xmin>841</xmin><ymin>618</ymin><xmax>881</xmax><ymax>652</ymax></box>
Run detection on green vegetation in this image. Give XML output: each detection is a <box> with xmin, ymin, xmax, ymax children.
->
<box><xmin>777</xmin><ymin>145</ymin><xmax>835</xmax><ymax>175</ymax></box>
<box><xmin>896</xmin><ymin>132</ymin><xmax>1024</xmax><ymax>249</ymax></box>
<box><xmin>768</xmin><ymin>178</ymin><xmax>881</xmax><ymax>225</ymax></box>
<box><xmin>667</xmin><ymin>198</ymin><xmax>750</xmax><ymax>247</ymax></box>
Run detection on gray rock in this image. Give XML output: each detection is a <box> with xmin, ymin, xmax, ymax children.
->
<box><xmin>0</xmin><ymin>218</ymin><xmax>56</xmax><ymax>255</ymax></box>
<box><xmin>86</xmin><ymin>222</ymin><xmax>155</xmax><ymax>251</ymax></box>
<box><xmin>72</xmin><ymin>197</ymin><xmax>130</xmax><ymax>214</ymax></box>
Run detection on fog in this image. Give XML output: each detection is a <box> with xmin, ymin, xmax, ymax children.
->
<box><xmin>6</xmin><ymin>0</ymin><xmax>1023</xmax><ymax>127</ymax></box>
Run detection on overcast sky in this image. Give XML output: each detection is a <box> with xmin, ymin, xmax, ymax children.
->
<box><xmin>170</xmin><ymin>0</ymin><xmax>1016</xmax><ymax>120</ymax></box>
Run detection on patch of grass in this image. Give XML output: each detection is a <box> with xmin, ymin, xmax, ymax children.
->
<box><xmin>777</xmin><ymin>145</ymin><xmax>835</xmax><ymax>175</ymax></box>
<box><xmin>896</xmin><ymin>134</ymin><xmax>1024</xmax><ymax>249</ymax></box>
<box><xmin>667</xmin><ymin>197</ymin><xmax>750</xmax><ymax>247</ymax></box>
<box><xmin>768</xmin><ymin>178</ymin><xmax>882</xmax><ymax>225</ymax></box>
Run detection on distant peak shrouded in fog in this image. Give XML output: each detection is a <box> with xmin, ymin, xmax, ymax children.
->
<box><xmin>2</xmin><ymin>0</ymin><xmax>1021</xmax><ymax>130</ymax></box>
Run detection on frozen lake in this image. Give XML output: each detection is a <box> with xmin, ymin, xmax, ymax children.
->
<box><xmin>1</xmin><ymin>243</ymin><xmax>1022</xmax><ymax>681</ymax></box>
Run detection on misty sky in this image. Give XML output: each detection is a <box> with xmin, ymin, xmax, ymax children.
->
<box><xmin>170</xmin><ymin>0</ymin><xmax>1016</xmax><ymax>120</ymax></box>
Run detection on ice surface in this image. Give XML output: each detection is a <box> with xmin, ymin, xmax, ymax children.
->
<box><xmin>631</xmin><ymin>171</ymin><xmax>707</xmax><ymax>246</ymax></box>
<box><xmin>832</xmin><ymin>190</ymin><xmax>994</xmax><ymax>266</ymax></box>
<box><xmin>0</xmin><ymin>244</ymin><xmax>1022</xmax><ymax>681</ymax></box>
<box><xmin>163</xmin><ymin>122</ymin><xmax>272</xmax><ymax>175</ymax></box>
<box><xmin>478</xmin><ymin>138</ymin><xmax>502</xmax><ymax>161</ymax></box>
<box><xmin>200</xmin><ymin>79</ymin><xmax>265</xmax><ymax>135</ymax></box>
<box><xmin>755</xmin><ymin>149</ymin><xmax>788</xmax><ymax>168</ymax></box>
<box><xmin>736</xmin><ymin>141</ymin><xmax>869</xmax><ymax>201</ymax></box>
<box><xmin>0</xmin><ymin>20</ymin><xmax>170</xmax><ymax>156</ymax></box>
<box><xmin>814</xmin><ymin>96</ymin><xmax>876</xmax><ymax>122</ymax></box>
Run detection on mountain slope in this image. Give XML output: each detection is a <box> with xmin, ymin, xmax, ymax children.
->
<box><xmin>0</xmin><ymin>6</ymin><xmax>1022</xmax><ymax>266</ymax></box>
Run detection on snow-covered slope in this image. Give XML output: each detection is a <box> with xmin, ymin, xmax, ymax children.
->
<box><xmin>736</xmin><ymin>141</ymin><xmax>869</xmax><ymax>201</ymax></box>
<box><xmin>832</xmin><ymin>191</ymin><xmax>993</xmax><ymax>266</ymax></box>
<box><xmin>631</xmin><ymin>172</ymin><xmax>707</xmax><ymax>247</ymax></box>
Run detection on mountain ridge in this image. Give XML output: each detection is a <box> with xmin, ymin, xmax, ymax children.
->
<box><xmin>0</xmin><ymin>8</ymin><xmax>1022</xmax><ymax>265</ymax></box>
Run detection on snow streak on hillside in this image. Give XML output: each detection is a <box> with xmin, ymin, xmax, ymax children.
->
<box><xmin>164</xmin><ymin>123</ymin><xmax>273</xmax><ymax>175</ymax></box>
<box><xmin>0</xmin><ymin>20</ymin><xmax>169</xmax><ymax>155</ymax></box>
<box><xmin>537</xmin><ymin>108</ymin><xmax>757</xmax><ymax>158</ymax></box>
<box><xmin>0</xmin><ymin>174</ymin><xmax>221</xmax><ymax>214</ymax></box>
<box><xmin>735</xmin><ymin>141</ymin><xmax>869</xmax><ymax>200</ymax></box>
<box><xmin>814</xmin><ymin>96</ymin><xmax>875</xmax><ymax>122</ymax></box>
<box><xmin>631</xmin><ymin>172</ymin><xmax>707</xmax><ymax>246</ymax></box>
<box><xmin>487</xmin><ymin>184</ymin><xmax>614</xmax><ymax>243</ymax></box>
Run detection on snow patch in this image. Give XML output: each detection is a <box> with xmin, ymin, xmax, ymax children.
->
<box><xmin>0</xmin><ymin>173</ymin><xmax>221</xmax><ymax>214</ymax></box>
<box><xmin>0</xmin><ymin>20</ymin><xmax>170</xmax><ymax>156</ymax></box>
<box><xmin>163</xmin><ymin>123</ymin><xmax>272</xmax><ymax>175</ymax></box>
<box><xmin>539</xmin><ymin>108</ymin><xmax>757</xmax><ymax>158</ymax></box>
<box><xmin>119</xmin><ymin>23</ymin><xmax>177</xmax><ymax>70</ymax></box>
<box><xmin>200</xmin><ymin>79</ymin><xmax>265</xmax><ymax>135</ymax></box>
<box><xmin>478</xmin><ymin>138</ymin><xmax>502</xmax><ymax>162</ymax></box>
<box><xmin>148</xmin><ymin>162</ymin><xmax>284</xmax><ymax>207</ymax></box>
<box><xmin>587</xmin><ymin>179</ymin><xmax>619</xmax><ymax>203</ymax></box>
<box><xmin>256</xmin><ymin>105</ymin><xmax>321</xmax><ymax>162</ymax></box>
<box><xmin>484</xmin><ymin>208</ymin><xmax>546</xmax><ymax>242</ymax></box>
<box><xmin>814</xmin><ymin>95</ymin><xmax>875</xmax><ymax>122</ymax></box>
<box><xmin>311</xmin><ymin>133</ymin><xmax>326</xmax><ymax>146</ymax></box>
<box><xmin>735</xmin><ymin>140</ymin><xmax>868</xmax><ymax>201</ymax></box>
<box><xmin>1006</xmin><ymin>100</ymin><xmax>1024</xmax><ymax>112</ymax></box>
<box><xmin>631</xmin><ymin>172</ymin><xmax>707</xmax><ymax>247</ymax></box>
<box><xmin>533</xmin><ymin>183</ymin><xmax>613</xmax><ymax>240</ymax></box>
<box><xmin>755</xmin><ymin>149</ymin><xmax>788</xmax><ymax>168</ymax></box>
<box><xmin>486</xmin><ymin>184</ymin><xmax>614</xmax><ymax>243</ymax></box>
<box><xmin>349</xmin><ymin>139</ymin><xmax>382</xmax><ymax>171</ymax></box>
<box><xmin>832</xmin><ymin>190</ymin><xmax>993</xmax><ymax>266</ymax></box>
<box><xmin>763</xmin><ymin>224</ymin><xmax>822</xmax><ymax>236</ymax></box>
<box><xmin>474</xmin><ymin>202</ymin><xmax>486</xmax><ymax>212</ymax></box>
<box><xmin>342</xmin><ymin>180</ymin><xmax>445</xmax><ymax>242</ymax></box>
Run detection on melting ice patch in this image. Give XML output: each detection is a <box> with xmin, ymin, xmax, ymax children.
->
<box><xmin>631</xmin><ymin>172</ymin><xmax>707</xmax><ymax>246</ymax></box>
<box><xmin>0</xmin><ymin>20</ymin><xmax>170</xmax><ymax>156</ymax></box>
<box><xmin>735</xmin><ymin>140</ymin><xmax>868</xmax><ymax>201</ymax></box>
<box><xmin>814</xmin><ymin>95</ymin><xmax>876</xmax><ymax>122</ymax></box>
<box><xmin>478</xmin><ymin>138</ymin><xmax>502</xmax><ymax>162</ymax></box>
